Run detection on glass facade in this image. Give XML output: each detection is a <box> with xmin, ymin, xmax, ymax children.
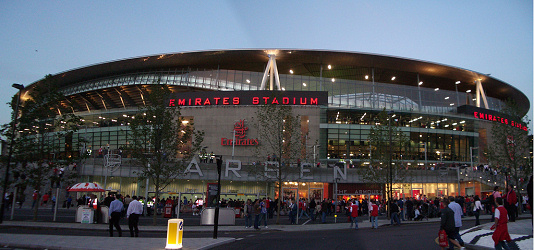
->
<box><xmin>62</xmin><ymin>68</ymin><xmax>506</xmax><ymax>114</ymax></box>
<box><xmin>324</xmin><ymin>109</ymin><xmax>477</xmax><ymax>164</ymax></box>
<box><xmin>49</xmin><ymin>66</ymin><xmax>489</xmax><ymax>167</ymax></box>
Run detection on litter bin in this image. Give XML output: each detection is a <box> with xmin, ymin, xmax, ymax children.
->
<box><xmin>234</xmin><ymin>207</ymin><xmax>241</xmax><ymax>218</ymax></box>
<box><xmin>164</xmin><ymin>203</ymin><xmax>173</xmax><ymax>218</ymax></box>
<box><xmin>200</xmin><ymin>207</ymin><xmax>235</xmax><ymax>225</ymax></box>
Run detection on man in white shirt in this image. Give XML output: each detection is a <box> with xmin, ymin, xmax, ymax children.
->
<box><xmin>127</xmin><ymin>196</ymin><xmax>143</xmax><ymax>237</ymax></box>
<box><xmin>108</xmin><ymin>194</ymin><xmax>124</xmax><ymax>237</ymax></box>
<box><xmin>448</xmin><ymin>196</ymin><xmax>464</xmax><ymax>249</ymax></box>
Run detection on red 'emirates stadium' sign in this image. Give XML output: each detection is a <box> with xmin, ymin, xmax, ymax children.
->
<box><xmin>457</xmin><ymin>105</ymin><xmax>527</xmax><ymax>131</ymax></box>
<box><xmin>168</xmin><ymin>91</ymin><xmax>328</xmax><ymax>107</ymax></box>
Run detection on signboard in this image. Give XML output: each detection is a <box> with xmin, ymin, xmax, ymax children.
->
<box><xmin>221</xmin><ymin>120</ymin><xmax>259</xmax><ymax>146</ymax></box>
<box><xmin>336</xmin><ymin>183</ymin><xmax>382</xmax><ymax>195</ymax></box>
<box><xmin>168</xmin><ymin>90</ymin><xmax>328</xmax><ymax>107</ymax></box>
<box><xmin>81</xmin><ymin>208</ymin><xmax>93</xmax><ymax>224</ymax></box>
<box><xmin>457</xmin><ymin>105</ymin><xmax>527</xmax><ymax>131</ymax></box>
<box><xmin>206</xmin><ymin>183</ymin><xmax>218</xmax><ymax>207</ymax></box>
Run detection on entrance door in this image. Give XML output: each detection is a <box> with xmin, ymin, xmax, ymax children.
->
<box><xmin>412</xmin><ymin>189</ymin><xmax>422</xmax><ymax>200</ymax></box>
<box><xmin>282</xmin><ymin>188</ymin><xmax>298</xmax><ymax>202</ymax></box>
<box><xmin>437</xmin><ymin>188</ymin><xmax>448</xmax><ymax>198</ymax></box>
<box><xmin>309</xmin><ymin>188</ymin><xmax>323</xmax><ymax>201</ymax></box>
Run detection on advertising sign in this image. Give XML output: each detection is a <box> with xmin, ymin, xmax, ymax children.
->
<box><xmin>168</xmin><ymin>90</ymin><xmax>328</xmax><ymax>107</ymax></box>
<box><xmin>457</xmin><ymin>105</ymin><xmax>527</xmax><ymax>131</ymax></box>
<box><xmin>81</xmin><ymin>208</ymin><xmax>93</xmax><ymax>224</ymax></box>
<box><xmin>206</xmin><ymin>183</ymin><xmax>218</xmax><ymax>207</ymax></box>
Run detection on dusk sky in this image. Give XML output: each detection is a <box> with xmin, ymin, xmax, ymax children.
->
<box><xmin>0</xmin><ymin>1</ymin><xmax>532</xmax><ymax>131</ymax></box>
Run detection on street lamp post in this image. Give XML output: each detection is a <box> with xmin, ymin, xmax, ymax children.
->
<box><xmin>0</xmin><ymin>84</ymin><xmax>24</xmax><ymax>223</ymax></box>
<box><xmin>213</xmin><ymin>156</ymin><xmax>223</xmax><ymax>239</ymax></box>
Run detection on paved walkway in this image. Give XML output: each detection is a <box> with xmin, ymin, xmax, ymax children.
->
<box><xmin>0</xmin><ymin>213</ymin><xmax>531</xmax><ymax>249</ymax></box>
<box><xmin>461</xmin><ymin>217</ymin><xmax>533</xmax><ymax>250</ymax></box>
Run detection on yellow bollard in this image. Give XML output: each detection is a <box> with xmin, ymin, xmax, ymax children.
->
<box><xmin>166</xmin><ymin>219</ymin><xmax>183</xmax><ymax>249</ymax></box>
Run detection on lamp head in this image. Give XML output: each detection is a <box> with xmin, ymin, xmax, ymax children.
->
<box><xmin>12</xmin><ymin>84</ymin><xmax>24</xmax><ymax>90</ymax></box>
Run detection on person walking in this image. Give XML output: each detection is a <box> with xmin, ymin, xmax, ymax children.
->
<box><xmin>440</xmin><ymin>198</ymin><xmax>464</xmax><ymax>250</ymax></box>
<box><xmin>108</xmin><ymin>194</ymin><xmax>124</xmax><ymax>237</ymax></box>
<box><xmin>299</xmin><ymin>198</ymin><xmax>310</xmax><ymax>220</ymax></box>
<box><xmin>370</xmin><ymin>200</ymin><xmax>379</xmax><ymax>229</ymax></box>
<box><xmin>349</xmin><ymin>200</ymin><xmax>359</xmax><ymax>229</ymax></box>
<box><xmin>66</xmin><ymin>196</ymin><xmax>72</xmax><ymax>209</ymax></box>
<box><xmin>406</xmin><ymin>198</ymin><xmax>414</xmax><ymax>221</ymax></box>
<box><xmin>126</xmin><ymin>196</ymin><xmax>143</xmax><ymax>237</ymax></box>
<box><xmin>259</xmin><ymin>198</ymin><xmax>268</xmax><ymax>228</ymax></box>
<box><xmin>244</xmin><ymin>199</ymin><xmax>253</xmax><ymax>229</ymax></box>
<box><xmin>503</xmin><ymin>184</ymin><xmax>517</xmax><ymax>222</ymax></box>
<box><xmin>473</xmin><ymin>195</ymin><xmax>483</xmax><ymax>226</ymax></box>
<box><xmin>491</xmin><ymin>186</ymin><xmax>501</xmax><ymax>222</ymax></box>
<box><xmin>320</xmin><ymin>199</ymin><xmax>328</xmax><ymax>223</ymax></box>
<box><xmin>492</xmin><ymin>197</ymin><xmax>512</xmax><ymax>250</ymax></box>
<box><xmin>253</xmin><ymin>200</ymin><xmax>261</xmax><ymax>230</ymax></box>
<box><xmin>314</xmin><ymin>200</ymin><xmax>321</xmax><ymax>222</ymax></box>
<box><xmin>448</xmin><ymin>196</ymin><xmax>464</xmax><ymax>249</ymax></box>
<box><xmin>390</xmin><ymin>200</ymin><xmax>400</xmax><ymax>226</ymax></box>
<box><xmin>31</xmin><ymin>190</ymin><xmax>39</xmax><ymax>209</ymax></box>
<box><xmin>41</xmin><ymin>192</ymin><xmax>49</xmax><ymax>207</ymax></box>
<box><xmin>309</xmin><ymin>199</ymin><xmax>316</xmax><ymax>221</ymax></box>
<box><xmin>397</xmin><ymin>198</ymin><xmax>405</xmax><ymax>221</ymax></box>
<box><xmin>123</xmin><ymin>195</ymin><xmax>133</xmax><ymax>217</ymax></box>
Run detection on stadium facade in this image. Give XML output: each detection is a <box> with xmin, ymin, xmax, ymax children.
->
<box><xmin>20</xmin><ymin>49</ymin><xmax>530</xmax><ymax>202</ymax></box>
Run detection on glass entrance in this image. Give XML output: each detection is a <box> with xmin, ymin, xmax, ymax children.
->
<box><xmin>310</xmin><ymin>188</ymin><xmax>323</xmax><ymax>201</ymax></box>
<box><xmin>282</xmin><ymin>188</ymin><xmax>298</xmax><ymax>202</ymax></box>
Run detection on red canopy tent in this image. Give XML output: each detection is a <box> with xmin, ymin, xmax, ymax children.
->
<box><xmin>68</xmin><ymin>182</ymin><xmax>105</xmax><ymax>192</ymax></box>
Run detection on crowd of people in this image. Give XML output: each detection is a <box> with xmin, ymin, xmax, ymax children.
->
<box><xmin>9</xmin><ymin>175</ymin><xmax>528</xmax><ymax>248</ymax></box>
<box><xmin>75</xmin><ymin>193</ymin><xmax>144</xmax><ymax>237</ymax></box>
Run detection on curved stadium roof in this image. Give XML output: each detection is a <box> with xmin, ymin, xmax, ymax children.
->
<box><xmin>27</xmin><ymin>49</ymin><xmax>530</xmax><ymax>115</ymax></box>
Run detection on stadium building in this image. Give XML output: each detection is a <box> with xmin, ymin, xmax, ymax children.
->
<box><xmin>18</xmin><ymin>49</ymin><xmax>530</xmax><ymax>203</ymax></box>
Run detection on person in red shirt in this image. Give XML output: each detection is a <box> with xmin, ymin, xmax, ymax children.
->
<box><xmin>492</xmin><ymin>197</ymin><xmax>511</xmax><ymax>249</ymax></box>
<box><xmin>31</xmin><ymin>191</ymin><xmax>39</xmax><ymax>209</ymax></box>
<box><xmin>349</xmin><ymin>200</ymin><xmax>359</xmax><ymax>229</ymax></box>
<box><xmin>298</xmin><ymin>198</ymin><xmax>310</xmax><ymax>219</ymax></box>
<box><xmin>370</xmin><ymin>200</ymin><xmax>379</xmax><ymax>229</ymax></box>
<box><xmin>41</xmin><ymin>193</ymin><xmax>49</xmax><ymax>207</ymax></box>
<box><xmin>503</xmin><ymin>184</ymin><xmax>517</xmax><ymax>222</ymax></box>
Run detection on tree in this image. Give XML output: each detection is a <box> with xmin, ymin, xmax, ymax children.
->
<box><xmin>486</xmin><ymin>100</ymin><xmax>532</xmax><ymax>200</ymax></box>
<box><xmin>3</xmin><ymin>75</ymin><xmax>82</xmax><ymax>220</ymax></box>
<box><xmin>128</xmin><ymin>85</ymin><xmax>204</xmax><ymax>226</ymax></box>
<box><xmin>357</xmin><ymin>109</ymin><xmax>409</xmax><ymax>212</ymax></box>
<box><xmin>250</xmin><ymin>102</ymin><xmax>306</xmax><ymax>224</ymax></box>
